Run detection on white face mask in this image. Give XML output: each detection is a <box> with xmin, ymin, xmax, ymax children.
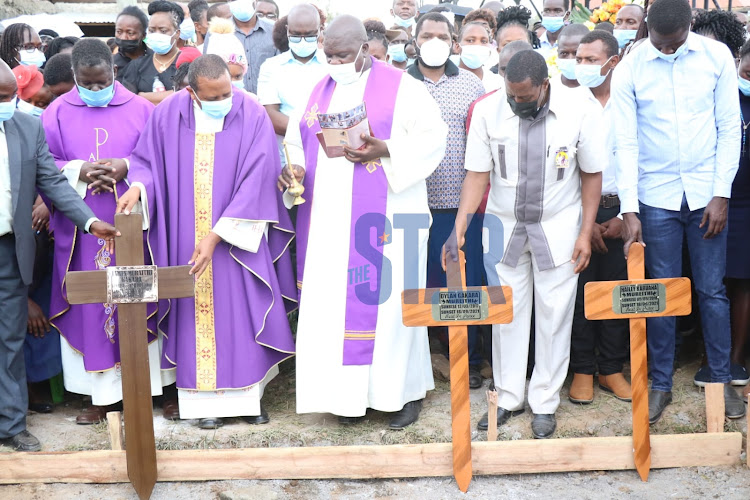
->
<box><xmin>17</xmin><ymin>99</ymin><xmax>44</xmax><ymax>117</ymax></box>
<box><xmin>19</xmin><ymin>49</ymin><xmax>46</xmax><ymax>68</ymax></box>
<box><xmin>418</xmin><ymin>37</ymin><xmax>451</xmax><ymax>67</ymax></box>
<box><xmin>328</xmin><ymin>45</ymin><xmax>364</xmax><ymax>85</ymax></box>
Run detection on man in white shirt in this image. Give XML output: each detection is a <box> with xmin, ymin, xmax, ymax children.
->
<box><xmin>537</xmin><ymin>0</ymin><xmax>570</xmax><ymax>59</ymax></box>
<box><xmin>447</xmin><ymin>49</ymin><xmax>603</xmax><ymax>439</ymax></box>
<box><xmin>611</xmin><ymin>0</ymin><xmax>746</xmax><ymax>422</ymax></box>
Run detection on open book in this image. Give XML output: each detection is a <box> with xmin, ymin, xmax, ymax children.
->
<box><xmin>316</xmin><ymin>103</ymin><xmax>371</xmax><ymax>158</ymax></box>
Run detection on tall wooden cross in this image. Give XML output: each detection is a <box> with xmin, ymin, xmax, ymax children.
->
<box><xmin>401</xmin><ymin>250</ymin><xmax>513</xmax><ymax>492</ymax></box>
<box><xmin>65</xmin><ymin>213</ymin><xmax>194</xmax><ymax>500</ymax></box>
<box><xmin>583</xmin><ymin>243</ymin><xmax>692</xmax><ymax>481</ymax></box>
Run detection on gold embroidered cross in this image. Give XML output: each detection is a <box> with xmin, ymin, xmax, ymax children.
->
<box><xmin>304</xmin><ymin>103</ymin><xmax>319</xmax><ymax>128</ymax></box>
<box><xmin>364</xmin><ymin>159</ymin><xmax>381</xmax><ymax>174</ymax></box>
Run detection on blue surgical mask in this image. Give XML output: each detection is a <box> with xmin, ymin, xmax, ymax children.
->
<box><xmin>541</xmin><ymin>16</ymin><xmax>565</xmax><ymax>34</ymax></box>
<box><xmin>145</xmin><ymin>32</ymin><xmax>176</xmax><ymax>55</ymax></box>
<box><xmin>197</xmin><ymin>94</ymin><xmax>233</xmax><ymax>119</ymax></box>
<box><xmin>0</xmin><ymin>97</ymin><xmax>17</xmax><ymax>122</ymax></box>
<box><xmin>651</xmin><ymin>41</ymin><xmax>688</xmax><ymax>63</ymax></box>
<box><xmin>19</xmin><ymin>49</ymin><xmax>46</xmax><ymax>68</ymax></box>
<box><xmin>16</xmin><ymin>98</ymin><xmax>43</xmax><ymax>117</ymax></box>
<box><xmin>387</xmin><ymin>43</ymin><xmax>407</xmax><ymax>63</ymax></box>
<box><xmin>289</xmin><ymin>38</ymin><xmax>318</xmax><ymax>58</ymax></box>
<box><xmin>232</xmin><ymin>80</ymin><xmax>246</xmax><ymax>90</ymax></box>
<box><xmin>575</xmin><ymin>58</ymin><xmax>613</xmax><ymax>88</ymax></box>
<box><xmin>179</xmin><ymin>17</ymin><xmax>196</xmax><ymax>42</ymax></box>
<box><xmin>460</xmin><ymin>45</ymin><xmax>492</xmax><ymax>70</ymax></box>
<box><xmin>230</xmin><ymin>0</ymin><xmax>255</xmax><ymax>22</ymax></box>
<box><xmin>75</xmin><ymin>73</ymin><xmax>116</xmax><ymax>107</ymax></box>
<box><xmin>556</xmin><ymin>58</ymin><xmax>577</xmax><ymax>80</ymax></box>
<box><xmin>393</xmin><ymin>16</ymin><xmax>415</xmax><ymax>29</ymax></box>
<box><xmin>739</xmin><ymin>75</ymin><xmax>750</xmax><ymax>97</ymax></box>
<box><xmin>614</xmin><ymin>29</ymin><xmax>637</xmax><ymax>49</ymax></box>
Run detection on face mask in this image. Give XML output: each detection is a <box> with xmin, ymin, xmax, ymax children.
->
<box><xmin>460</xmin><ymin>44</ymin><xmax>491</xmax><ymax>70</ymax></box>
<box><xmin>556</xmin><ymin>57</ymin><xmax>577</xmax><ymax>80</ymax></box>
<box><xmin>197</xmin><ymin>94</ymin><xmax>233</xmax><ymax>119</ymax></box>
<box><xmin>232</xmin><ymin>80</ymin><xmax>246</xmax><ymax>90</ymax></box>
<box><xmin>388</xmin><ymin>43</ymin><xmax>407</xmax><ymax>63</ymax></box>
<box><xmin>651</xmin><ymin>41</ymin><xmax>688</xmax><ymax>63</ymax></box>
<box><xmin>614</xmin><ymin>29</ymin><xmax>637</xmax><ymax>49</ymax></box>
<box><xmin>289</xmin><ymin>38</ymin><xmax>318</xmax><ymax>58</ymax></box>
<box><xmin>575</xmin><ymin>57</ymin><xmax>613</xmax><ymax>88</ymax></box>
<box><xmin>115</xmin><ymin>38</ymin><xmax>142</xmax><ymax>55</ymax></box>
<box><xmin>0</xmin><ymin>97</ymin><xmax>16</xmax><ymax>122</ymax></box>
<box><xmin>230</xmin><ymin>0</ymin><xmax>255</xmax><ymax>22</ymax></box>
<box><xmin>507</xmin><ymin>86</ymin><xmax>544</xmax><ymax>119</ymax></box>
<box><xmin>19</xmin><ymin>49</ymin><xmax>46</xmax><ymax>68</ymax></box>
<box><xmin>17</xmin><ymin>99</ymin><xmax>43</xmax><ymax>117</ymax></box>
<box><xmin>328</xmin><ymin>45</ymin><xmax>364</xmax><ymax>85</ymax></box>
<box><xmin>76</xmin><ymin>78</ymin><xmax>116</xmax><ymax>107</ymax></box>
<box><xmin>179</xmin><ymin>17</ymin><xmax>196</xmax><ymax>41</ymax></box>
<box><xmin>418</xmin><ymin>37</ymin><xmax>451</xmax><ymax>67</ymax></box>
<box><xmin>145</xmin><ymin>32</ymin><xmax>176</xmax><ymax>55</ymax></box>
<box><xmin>541</xmin><ymin>16</ymin><xmax>566</xmax><ymax>34</ymax></box>
<box><xmin>739</xmin><ymin>76</ymin><xmax>750</xmax><ymax>97</ymax></box>
<box><xmin>393</xmin><ymin>16</ymin><xmax>415</xmax><ymax>29</ymax></box>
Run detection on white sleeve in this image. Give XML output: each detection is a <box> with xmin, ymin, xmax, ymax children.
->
<box><xmin>464</xmin><ymin>102</ymin><xmax>493</xmax><ymax>173</ymax></box>
<box><xmin>213</xmin><ymin>218</ymin><xmax>267</xmax><ymax>253</ymax></box>
<box><xmin>130</xmin><ymin>181</ymin><xmax>149</xmax><ymax>230</ymax></box>
<box><xmin>61</xmin><ymin>160</ymin><xmax>87</xmax><ymax>199</ymax></box>
<box><xmin>576</xmin><ymin>101</ymin><xmax>605</xmax><ymax>174</ymax></box>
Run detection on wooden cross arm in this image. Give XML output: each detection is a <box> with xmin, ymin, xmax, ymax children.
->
<box><xmin>401</xmin><ymin>286</ymin><xmax>513</xmax><ymax>327</ymax></box>
<box><xmin>65</xmin><ymin>266</ymin><xmax>195</xmax><ymax>305</ymax></box>
<box><xmin>584</xmin><ymin>278</ymin><xmax>691</xmax><ymax>321</ymax></box>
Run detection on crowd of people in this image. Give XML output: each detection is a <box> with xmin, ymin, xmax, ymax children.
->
<box><xmin>0</xmin><ymin>0</ymin><xmax>749</xmax><ymax>453</ymax></box>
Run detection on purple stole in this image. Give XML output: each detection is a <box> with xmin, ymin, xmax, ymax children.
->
<box><xmin>297</xmin><ymin>58</ymin><xmax>403</xmax><ymax>366</ymax></box>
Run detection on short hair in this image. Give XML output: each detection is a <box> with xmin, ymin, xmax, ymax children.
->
<box><xmin>692</xmin><ymin>9</ymin><xmax>746</xmax><ymax>58</ymax></box>
<box><xmin>42</xmin><ymin>53</ymin><xmax>74</xmax><ymax>86</ymax></box>
<box><xmin>558</xmin><ymin>23</ymin><xmax>591</xmax><ymax>40</ymax></box>
<box><xmin>117</xmin><ymin>5</ymin><xmax>149</xmax><ymax>36</ymax></box>
<box><xmin>500</xmin><ymin>39</ymin><xmax>533</xmax><ymax>58</ymax></box>
<box><xmin>0</xmin><ymin>23</ymin><xmax>34</xmax><ymax>68</ymax></box>
<box><xmin>544</xmin><ymin>0</ymin><xmax>571</xmax><ymax>10</ymax></box>
<box><xmin>188</xmin><ymin>54</ymin><xmax>230</xmax><ymax>90</ymax></box>
<box><xmin>188</xmin><ymin>0</ymin><xmax>209</xmax><ymax>24</ymax></box>
<box><xmin>460</xmin><ymin>21</ymin><xmax>492</xmax><ymax>41</ymax></box>
<box><xmin>207</xmin><ymin>2</ymin><xmax>228</xmax><ymax>21</ymax></box>
<box><xmin>365</xmin><ymin>20</ymin><xmax>389</xmax><ymax>50</ymax></box>
<box><xmin>106</xmin><ymin>38</ymin><xmax>117</xmax><ymax>53</ymax></box>
<box><xmin>505</xmin><ymin>49</ymin><xmax>548</xmax><ymax>86</ymax></box>
<box><xmin>148</xmin><ymin>0</ymin><xmax>185</xmax><ymax>29</ymax></box>
<box><xmin>594</xmin><ymin>22</ymin><xmax>614</xmax><ymax>33</ymax></box>
<box><xmin>415</xmin><ymin>11</ymin><xmax>455</xmax><ymax>38</ymax></box>
<box><xmin>741</xmin><ymin>39</ymin><xmax>750</xmax><ymax>60</ymax></box>
<box><xmin>272</xmin><ymin>16</ymin><xmax>290</xmax><ymax>52</ymax></box>
<box><xmin>256</xmin><ymin>0</ymin><xmax>279</xmax><ymax>16</ymax></box>
<box><xmin>44</xmin><ymin>36</ymin><xmax>78</xmax><ymax>60</ymax></box>
<box><xmin>463</xmin><ymin>8</ymin><xmax>497</xmax><ymax>34</ymax></box>
<box><xmin>647</xmin><ymin>0</ymin><xmax>692</xmax><ymax>36</ymax></box>
<box><xmin>579</xmin><ymin>30</ymin><xmax>619</xmax><ymax>58</ymax></box>
<box><xmin>71</xmin><ymin>38</ymin><xmax>113</xmax><ymax>72</ymax></box>
<box><xmin>172</xmin><ymin>61</ymin><xmax>190</xmax><ymax>89</ymax></box>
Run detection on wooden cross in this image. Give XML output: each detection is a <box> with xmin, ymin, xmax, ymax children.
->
<box><xmin>583</xmin><ymin>243</ymin><xmax>692</xmax><ymax>481</ymax></box>
<box><xmin>65</xmin><ymin>213</ymin><xmax>194</xmax><ymax>500</ymax></box>
<box><xmin>401</xmin><ymin>250</ymin><xmax>513</xmax><ymax>492</ymax></box>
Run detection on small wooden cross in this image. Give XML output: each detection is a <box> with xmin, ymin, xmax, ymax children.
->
<box><xmin>584</xmin><ymin>243</ymin><xmax>692</xmax><ymax>481</ymax></box>
<box><xmin>65</xmin><ymin>213</ymin><xmax>194</xmax><ymax>500</ymax></box>
<box><xmin>401</xmin><ymin>250</ymin><xmax>513</xmax><ymax>492</ymax></box>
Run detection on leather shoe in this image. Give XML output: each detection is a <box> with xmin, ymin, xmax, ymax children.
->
<box><xmin>724</xmin><ymin>384</ymin><xmax>746</xmax><ymax>419</ymax></box>
<box><xmin>28</xmin><ymin>402</ymin><xmax>53</xmax><ymax>414</ymax></box>
<box><xmin>388</xmin><ymin>400</ymin><xmax>423</xmax><ymax>430</ymax></box>
<box><xmin>198</xmin><ymin>417</ymin><xmax>223</xmax><ymax>429</ymax></box>
<box><xmin>477</xmin><ymin>407</ymin><xmax>525</xmax><ymax>431</ymax></box>
<box><xmin>338</xmin><ymin>416</ymin><xmax>364</xmax><ymax>425</ymax></box>
<box><xmin>599</xmin><ymin>373</ymin><xmax>632</xmax><ymax>402</ymax></box>
<box><xmin>569</xmin><ymin>373</ymin><xmax>594</xmax><ymax>404</ymax></box>
<box><xmin>242</xmin><ymin>406</ymin><xmax>270</xmax><ymax>425</ymax></box>
<box><xmin>469</xmin><ymin>366</ymin><xmax>483</xmax><ymax>389</ymax></box>
<box><xmin>0</xmin><ymin>430</ymin><xmax>41</xmax><ymax>451</ymax></box>
<box><xmin>531</xmin><ymin>413</ymin><xmax>556</xmax><ymax>439</ymax></box>
<box><xmin>648</xmin><ymin>390</ymin><xmax>672</xmax><ymax>425</ymax></box>
<box><xmin>76</xmin><ymin>405</ymin><xmax>108</xmax><ymax>425</ymax></box>
<box><xmin>162</xmin><ymin>399</ymin><xmax>180</xmax><ymax>420</ymax></box>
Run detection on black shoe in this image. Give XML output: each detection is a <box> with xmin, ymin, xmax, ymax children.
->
<box><xmin>28</xmin><ymin>403</ymin><xmax>53</xmax><ymax>414</ymax></box>
<box><xmin>469</xmin><ymin>366</ymin><xmax>483</xmax><ymax>389</ymax></box>
<box><xmin>724</xmin><ymin>384</ymin><xmax>746</xmax><ymax>419</ymax></box>
<box><xmin>242</xmin><ymin>406</ymin><xmax>269</xmax><ymax>425</ymax></box>
<box><xmin>531</xmin><ymin>414</ymin><xmax>556</xmax><ymax>439</ymax></box>
<box><xmin>338</xmin><ymin>416</ymin><xmax>364</xmax><ymax>425</ymax></box>
<box><xmin>648</xmin><ymin>390</ymin><xmax>672</xmax><ymax>425</ymax></box>
<box><xmin>477</xmin><ymin>407</ymin><xmax>525</xmax><ymax>431</ymax></box>
<box><xmin>388</xmin><ymin>400</ymin><xmax>423</xmax><ymax>430</ymax></box>
<box><xmin>0</xmin><ymin>430</ymin><xmax>41</xmax><ymax>451</ymax></box>
<box><xmin>198</xmin><ymin>417</ymin><xmax>224</xmax><ymax>429</ymax></box>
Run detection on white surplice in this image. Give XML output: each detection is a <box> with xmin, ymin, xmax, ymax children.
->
<box><xmin>286</xmin><ymin>69</ymin><xmax>448</xmax><ymax>417</ymax></box>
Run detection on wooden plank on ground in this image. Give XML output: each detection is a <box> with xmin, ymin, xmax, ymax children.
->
<box><xmin>705</xmin><ymin>383</ymin><xmax>725</xmax><ymax>433</ymax></box>
<box><xmin>0</xmin><ymin>433</ymin><xmax>740</xmax><ymax>484</ymax></box>
<box><xmin>106</xmin><ymin>411</ymin><xmax>124</xmax><ymax>451</ymax></box>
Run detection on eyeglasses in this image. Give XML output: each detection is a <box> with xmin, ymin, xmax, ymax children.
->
<box><xmin>256</xmin><ymin>12</ymin><xmax>278</xmax><ymax>20</ymax></box>
<box><xmin>17</xmin><ymin>43</ymin><xmax>41</xmax><ymax>53</ymax></box>
<box><xmin>288</xmin><ymin>34</ymin><xmax>318</xmax><ymax>43</ymax></box>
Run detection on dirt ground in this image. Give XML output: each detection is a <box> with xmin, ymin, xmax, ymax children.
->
<box><xmin>1</xmin><ymin>334</ymin><xmax>748</xmax><ymax>499</ymax></box>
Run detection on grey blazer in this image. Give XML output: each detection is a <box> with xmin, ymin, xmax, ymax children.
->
<box><xmin>7</xmin><ymin>111</ymin><xmax>95</xmax><ymax>286</ymax></box>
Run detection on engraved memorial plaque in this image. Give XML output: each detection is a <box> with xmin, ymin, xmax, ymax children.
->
<box><xmin>106</xmin><ymin>266</ymin><xmax>158</xmax><ymax>304</ymax></box>
<box><xmin>431</xmin><ymin>289</ymin><xmax>489</xmax><ymax>322</ymax></box>
<box><xmin>612</xmin><ymin>283</ymin><xmax>666</xmax><ymax>315</ymax></box>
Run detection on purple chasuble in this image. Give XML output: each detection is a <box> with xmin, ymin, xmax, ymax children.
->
<box><xmin>127</xmin><ymin>90</ymin><xmax>297</xmax><ymax>391</ymax></box>
<box><xmin>297</xmin><ymin>59</ymin><xmax>403</xmax><ymax>365</ymax></box>
<box><xmin>43</xmin><ymin>82</ymin><xmax>156</xmax><ymax>372</ymax></box>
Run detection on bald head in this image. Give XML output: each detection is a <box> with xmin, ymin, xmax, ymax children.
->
<box><xmin>498</xmin><ymin>40</ymin><xmax>532</xmax><ymax>77</ymax></box>
<box><xmin>326</xmin><ymin>14</ymin><xmax>367</xmax><ymax>44</ymax></box>
<box><xmin>324</xmin><ymin>15</ymin><xmax>370</xmax><ymax>74</ymax></box>
<box><xmin>0</xmin><ymin>59</ymin><xmax>17</xmax><ymax>99</ymax></box>
<box><xmin>288</xmin><ymin>3</ymin><xmax>320</xmax><ymax>33</ymax></box>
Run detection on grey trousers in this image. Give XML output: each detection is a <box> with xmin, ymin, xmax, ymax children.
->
<box><xmin>0</xmin><ymin>233</ymin><xmax>29</xmax><ymax>438</ymax></box>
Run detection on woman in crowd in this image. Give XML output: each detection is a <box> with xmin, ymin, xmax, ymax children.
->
<box><xmin>458</xmin><ymin>21</ymin><xmax>502</xmax><ymax>92</ymax></box>
<box><xmin>0</xmin><ymin>23</ymin><xmax>45</xmax><ymax>69</ymax></box>
<box><xmin>114</xmin><ymin>6</ymin><xmax>150</xmax><ymax>80</ymax></box>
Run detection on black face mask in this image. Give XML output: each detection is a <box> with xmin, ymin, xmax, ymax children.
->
<box><xmin>115</xmin><ymin>38</ymin><xmax>142</xmax><ymax>55</ymax></box>
<box><xmin>507</xmin><ymin>86</ymin><xmax>545</xmax><ymax>119</ymax></box>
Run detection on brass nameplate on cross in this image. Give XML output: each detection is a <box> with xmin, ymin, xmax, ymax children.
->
<box><xmin>106</xmin><ymin>265</ymin><xmax>159</xmax><ymax>304</ymax></box>
<box><xmin>432</xmin><ymin>289</ymin><xmax>489</xmax><ymax>322</ymax></box>
<box><xmin>612</xmin><ymin>283</ymin><xmax>666</xmax><ymax>315</ymax></box>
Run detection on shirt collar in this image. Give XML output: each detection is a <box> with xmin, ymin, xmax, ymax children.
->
<box><xmin>407</xmin><ymin>58</ymin><xmax>460</xmax><ymax>82</ymax></box>
<box><xmin>540</xmin><ymin>31</ymin><xmax>555</xmax><ymax>48</ymax></box>
<box><xmin>644</xmin><ymin>32</ymin><xmax>702</xmax><ymax>61</ymax></box>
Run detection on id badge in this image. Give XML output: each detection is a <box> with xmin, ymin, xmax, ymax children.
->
<box><xmin>555</xmin><ymin>147</ymin><xmax>569</xmax><ymax>181</ymax></box>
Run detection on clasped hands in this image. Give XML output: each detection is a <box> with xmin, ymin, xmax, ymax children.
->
<box><xmin>80</xmin><ymin>158</ymin><xmax>128</xmax><ymax>195</ymax></box>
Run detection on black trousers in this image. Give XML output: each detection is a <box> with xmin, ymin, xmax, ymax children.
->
<box><xmin>570</xmin><ymin>206</ymin><xmax>629</xmax><ymax>375</ymax></box>
<box><xmin>0</xmin><ymin>233</ymin><xmax>29</xmax><ymax>438</ymax></box>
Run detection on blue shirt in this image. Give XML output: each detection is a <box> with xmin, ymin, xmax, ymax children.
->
<box><xmin>611</xmin><ymin>33</ymin><xmax>741</xmax><ymax>213</ymax></box>
<box><xmin>233</xmin><ymin>18</ymin><xmax>278</xmax><ymax>94</ymax></box>
<box><xmin>256</xmin><ymin>49</ymin><xmax>328</xmax><ymax>117</ymax></box>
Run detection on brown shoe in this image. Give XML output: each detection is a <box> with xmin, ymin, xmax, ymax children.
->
<box><xmin>162</xmin><ymin>399</ymin><xmax>180</xmax><ymax>420</ymax></box>
<box><xmin>599</xmin><ymin>373</ymin><xmax>632</xmax><ymax>402</ymax></box>
<box><xmin>569</xmin><ymin>373</ymin><xmax>594</xmax><ymax>404</ymax></box>
<box><xmin>76</xmin><ymin>405</ymin><xmax>108</xmax><ymax>425</ymax></box>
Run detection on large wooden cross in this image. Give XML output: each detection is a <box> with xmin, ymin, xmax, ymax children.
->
<box><xmin>583</xmin><ymin>243</ymin><xmax>692</xmax><ymax>481</ymax></box>
<box><xmin>401</xmin><ymin>250</ymin><xmax>513</xmax><ymax>492</ymax></box>
<box><xmin>65</xmin><ymin>213</ymin><xmax>194</xmax><ymax>500</ymax></box>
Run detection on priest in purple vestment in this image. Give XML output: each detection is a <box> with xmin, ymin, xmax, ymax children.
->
<box><xmin>42</xmin><ymin>39</ymin><xmax>171</xmax><ymax>425</ymax></box>
<box><xmin>117</xmin><ymin>54</ymin><xmax>296</xmax><ymax>429</ymax></box>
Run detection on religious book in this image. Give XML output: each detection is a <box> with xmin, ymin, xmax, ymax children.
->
<box><xmin>316</xmin><ymin>103</ymin><xmax>371</xmax><ymax>158</ymax></box>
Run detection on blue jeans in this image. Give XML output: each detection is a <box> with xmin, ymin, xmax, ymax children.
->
<box><xmin>640</xmin><ymin>196</ymin><xmax>731</xmax><ymax>391</ymax></box>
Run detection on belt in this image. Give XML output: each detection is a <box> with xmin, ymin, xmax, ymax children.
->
<box><xmin>600</xmin><ymin>194</ymin><xmax>620</xmax><ymax>209</ymax></box>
